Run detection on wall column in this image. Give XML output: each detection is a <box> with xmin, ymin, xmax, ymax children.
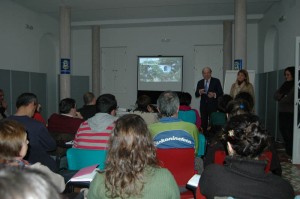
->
<box><xmin>92</xmin><ymin>26</ymin><xmax>101</xmax><ymax>97</ymax></box>
<box><xmin>234</xmin><ymin>0</ymin><xmax>247</xmax><ymax>69</ymax></box>
<box><xmin>223</xmin><ymin>20</ymin><xmax>232</xmax><ymax>80</ymax></box>
<box><xmin>59</xmin><ymin>6</ymin><xmax>71</xmax><ymax>99</ymax></box>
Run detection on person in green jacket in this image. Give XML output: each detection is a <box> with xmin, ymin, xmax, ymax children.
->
<box><xmin>88</xmin><ymin>114</ymin><xmax>180</xmax><ymax>199</ymax></box>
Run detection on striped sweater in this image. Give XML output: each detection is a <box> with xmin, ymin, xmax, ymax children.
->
<box><xmin>73</xmin><ymin>113</ymin><xmax>117</xmax><ymax>150</ymax></box>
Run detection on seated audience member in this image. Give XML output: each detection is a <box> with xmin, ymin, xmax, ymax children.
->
<box><xmin>235</xmin><ymin>91</ymin><xmax>255</xmax><ymax>112</ymax></box>
<box><xmin>8</xmin><ymin>93</ymin><xmax>57</xmax><ymax>172</ymax></box>
<box><xmin>204</xmin><ymin>99</ymin><xmax>282</xmax><ymax>175</ymax></box>
<box><xmin>48</xmin><ymin>98</ymin><xmax>84</xmax><ymax>134</ymax></box>
<box><xmin>0</xmin><ymin>167</ymin><xmax>62</xmax><ymax>199</ymax></box>
<box><xmin>87</xmin><ymin>114</ymin><xmax>179</xmax><ymax>199</ymax></box>
<box><xmin>226</xmin><ymin>98</ymin><xmax>251</xmax><ymax>118</ymax></box>
<box><xmin>32</xmin><ymin>103</ymin><xmax>46</xmax><ymax>125</ymax></box>
<box><xmin>203</xmin><ymin>125</ymin><xmax>224</xmax><ymax>168</ymax></box>
<box><xmin>73</xmin><ymin>94</ymin><xmax>118</xmax><ymax>149</ymax></box>
<box><xmin>0</xmin><ymin>89</ymin><xmax>8</xmax><ymax>119</ymax></box>
<box><xmin>209</xmin><ymin>94</ymin><xmax>232</xmax><ymax>129</ymax></box>
<box><xmin>200</xmin><ymin>114</ymin><xmax>293</xmax><ymax>199</ymax></box>
<box><xmin>205</xmin><ymin>99</ymin><xmax>250</xmax><ymax>166</ymax></box>
<box><xmin>131</xmin><ymin>95</ymin><xmax>158</xmax><ymax>125</ymax></box>
<box><xmin>0</xmin><ymin>119</ymin><xmax>65</xmax><ymax>193</ymax></box>
<box><xmin>178</xmin><ymin>92</ymin><xmax>201</xmax><ymax>131</ymax></box>
<box><xmin>148</xmin><ymin>91</ymin><xmax>199</xmax><ymax>154</ymax></box>
<box><xmin>78</xmin><ymin>92</ymin><xmax>97</xmax><ymax>120</ymax></box>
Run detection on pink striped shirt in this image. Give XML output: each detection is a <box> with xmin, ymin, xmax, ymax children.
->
<box><xmin>73</xmin><ymin>121</ymin><xmax>115</xmax><ymax>150</ymax></box>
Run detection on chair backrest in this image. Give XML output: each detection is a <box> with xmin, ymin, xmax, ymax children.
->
<box><xmin>214</xmin><ymin>150</ymin><xmax>226</xmax><ymax>165</ymax></box>
<box><xmin>210</xmin><ymin>112</ymin><xmax>226</xmax><ymax>126</ymax></box>
<box><xmin>214</xmin><ymin>150</ymin><xmax>273</xmax><ymax>173</ymax></box>
<box><xmin>49</xmin><ymin>131</ymin><xmax>75</xmax><ymax>147</ymax></box>
<box><xmin>258</xmin><ymin>151</ymin><xmax>272</xmax><ymax>173</ymax></box>
<box><xmin>67</xmin><ymin>148</ymin><xmax>107</xmax><ymax>170</ymax></box>
<box><xmin>198</xmin><ymin>133</ymin><xmax>206</xmax><ymax>157</ymax></box>
<box><xmin>178</xmin><ymin>110</ymin><xmax>197</xmax><ymax>124</ymax></box>
<box><xmin>156</xmin><ymin>148</ymin><xmax>195</xmax><ymax>186</ymax></box>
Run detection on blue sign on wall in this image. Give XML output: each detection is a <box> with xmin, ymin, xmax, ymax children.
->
<box><xmin>60</xmin><ymin>58</ymin><xmax>71</xmax><ymax>74</ymax></box>
<box><xmin>234</xmin><ymin>59</ymin><xmax>243</xmax><ymax>70</ymax></box>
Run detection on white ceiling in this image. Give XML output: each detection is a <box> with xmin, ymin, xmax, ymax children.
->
<box><xmin>11</xmin><ymin>0</ymin><xmax>281</xmax><ymax>27</ymax></box>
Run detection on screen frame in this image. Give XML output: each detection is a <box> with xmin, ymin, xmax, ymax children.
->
<box><xmin>137</xmin><ymin>55</ymin><xmax>183</xmax><ymax>92</ymax></box>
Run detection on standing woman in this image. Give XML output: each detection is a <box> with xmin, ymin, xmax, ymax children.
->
<box><xmin>230</xmin><ymin>69</ymin><xmax>255</xmax><ymax>101</ymax></box>
<box><xmin>88</xmin><ymin>114</ymin><xmax>179</xmax><ymax>199</ymax></box>
<box><xmin>274</xmin><ymin>66</ymin><xmax>295</xmax><ymax>157</ymax></box>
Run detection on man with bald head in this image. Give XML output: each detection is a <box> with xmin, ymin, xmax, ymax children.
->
<box><xmin>195</xmin><ymin>67</ymin><xmax>223</xmax><ymax>133</ymax></box>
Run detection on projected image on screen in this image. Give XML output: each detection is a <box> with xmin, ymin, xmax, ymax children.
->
<box><xmin>139</xmin><ymin>57</ymin><xmax>182</xmax><ymax>82</ymax></box>
<box><xmin>138</xmin><ymin>56</ymin><xmax>183</xmax><ymax>91</ymax></box>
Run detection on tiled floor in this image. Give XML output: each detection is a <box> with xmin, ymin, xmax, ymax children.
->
<box><xmin>276</xmin><ymin>142</ymin><xmax>300</xmax><ymax>195</ymax></box>
<box><xmin>281</xmin><ymin>162</ymin><xmax>300</xmax><ymax>194</ymax></box>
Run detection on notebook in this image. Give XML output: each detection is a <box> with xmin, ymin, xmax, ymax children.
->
<box><xmin>187</xmin><ymin>174</ymin><xmax>201</xmax><ymax>187</ymax></box>
<box><xmin>68</xmin><ymin>164</ymin><xmax>99</xmax><ymax>182</ymax></box>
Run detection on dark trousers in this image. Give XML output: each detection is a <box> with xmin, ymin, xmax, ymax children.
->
<box><xmin>278</xmin><ymin>112</ymin><xmax>294</xmax><ymax>156</ymax></box>
<box><xmin>200</xmin><ymin>103</ymin><xmax>217</xmax><ymax>133</ymax></box>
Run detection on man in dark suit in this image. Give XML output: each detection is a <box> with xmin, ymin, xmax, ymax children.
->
<box><xmin>195</xmin><ymin>67</ymin><xmax>223</xmax><ymax>133</ymax></box>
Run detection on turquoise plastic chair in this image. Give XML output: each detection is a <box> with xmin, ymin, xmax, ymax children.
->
<box><xmin>67</xmin><ymin>148</ymin><xmax>107</xmax><ymax>170</ymax></box>
<box><xmin>178</xmin><ymin>110</ymin><xmax>197</xmax><ymax>124</ymax></box>
<box><xmin>197</xmin><ymin>133</ymin><xmax>206</xmax><ymax>157</ymax></box>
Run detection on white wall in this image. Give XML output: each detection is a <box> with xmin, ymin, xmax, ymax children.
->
<box><xmin>0</xmin><ymin>0</ymin><xmax>59</xmax><ymax>117</ymax></box>
<box><xmin>71</xmin><ymin>24</ymin><xmax>258</xmax><ymax>108</ymax></box>
<box><xmin>258</xmin><ymin>0</ymin><xmax>300</xmax><ymax>71</ymax></box>
<box><xmin>0</xmin><ymin>0</ymin><xmax>259</xmax><ymax>111</ymax></box>
<box><xmin>258</xmin><ymin>0</ymin><xmax>300</xmax><ymax>163</ymax></box>
<box><xmin>0</xmin><ymin>0</ymin><xmax>59</xmax><ymax>72</ymax></box>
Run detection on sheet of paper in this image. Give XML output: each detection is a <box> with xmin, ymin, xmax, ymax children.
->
<box><xmin>187</xmin><ymin>174</ymin><xmax>201</xmax><ymax>187</ymax></box>
<box><xmin>69</xmin><ymin>164</ymin><xmax>99</xmax><ymax>182</ymax></box>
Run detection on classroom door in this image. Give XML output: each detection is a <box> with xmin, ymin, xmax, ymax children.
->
<box><xmin>192</xmin><ymin>45</ymin><xmax>223</xmax><ymax>110</ymax></box>
<box><xmin>101</xmin><ymin>47</ymin><xmax>128</xmax><ymax>107</ymax></box>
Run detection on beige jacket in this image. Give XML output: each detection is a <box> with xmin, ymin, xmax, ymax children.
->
<box><xmin>230</xmin><ymin>82</ymin><xmax>255</xmax><ymax>101</ymax></box>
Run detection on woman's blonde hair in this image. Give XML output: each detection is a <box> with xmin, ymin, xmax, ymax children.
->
<box><xmin>0</xmin><ymin>120</ymin><xmax>26</xmax><ymax>163</ymax></box>
<box><xmin>237</xmin><ymin>69</ymin><xmax>250</xmax><ymax>85</ymax></box>
<box><xmin>105</xmin><ymin>114</ymin><xmax>158</xmax><ymax>198</ymax></box>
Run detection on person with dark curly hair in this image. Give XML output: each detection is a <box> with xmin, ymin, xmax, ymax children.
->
<box><xmin>200</xmin><ymin>114</ymin><xmax>294</xmax><ymax>199</ymax></box>
<box><xmin>131</xmin><ymin>95</ymin><xmax>158</xmax><ymax>125</ymax></box>
<box><xmin>87</xmin><ymin>114</ymin><xmax>179</xmax><ymax>199</ymax></box>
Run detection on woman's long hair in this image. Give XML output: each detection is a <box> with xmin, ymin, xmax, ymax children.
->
<box><xmin>105</xmin><ymin>114</ymin><xmax>158</xmax><ymax>198</ymax></box>
<box><xmin>236</xmin><ymin>69</ymin><xmax>250</xmax><ymax>85</ymax></box>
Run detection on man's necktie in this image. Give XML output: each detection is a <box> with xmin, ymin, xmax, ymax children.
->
<box><xmin>205</xmin><ymin>80</ymin><xmax>208</xmax><ymax>93</ymax></box>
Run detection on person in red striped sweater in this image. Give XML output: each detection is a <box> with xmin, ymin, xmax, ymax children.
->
<box><xmin>73</xmin><ymin>94</ymin><xmax>118</xmax><ymax>150</ymax></box>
